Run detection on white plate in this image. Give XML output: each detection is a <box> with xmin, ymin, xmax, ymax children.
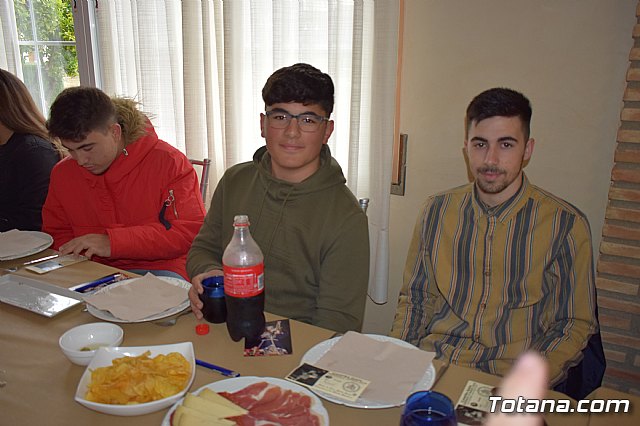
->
<box><xmin>75</xmin><ymin>342</ymin><xmax>195</xmax><ymax>416</ymax></box>
<box><xmin>301</xmin><ymin>334</ymin><xmax>436</xmax><ymax>409</ymax></box>
<box><xmin>85</xmin><ymin>276</ymin><xmax>190</xmax><ymax>323</ymax></box>
<box><xmin>162</xmin><ymin>376</ymin><xmax>330</xmax><ymax>426</ymax></box>
<box><xmin>0</xmin><ymin>231</ymin><xmax>53</xmax><ymax>260</ymax></box>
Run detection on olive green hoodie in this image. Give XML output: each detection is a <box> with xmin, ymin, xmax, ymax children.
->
<box><xmin>187</xmin><ymin>145</ymin><xmax>370</xmax><ymax>332</ymax></box>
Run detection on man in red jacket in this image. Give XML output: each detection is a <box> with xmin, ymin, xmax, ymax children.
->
<box><xmin>42</xmin><ymin>87</ymin><xmax>205</xmax><ymax>279</ymax></box>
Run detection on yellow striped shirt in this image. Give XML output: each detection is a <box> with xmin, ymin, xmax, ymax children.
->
<box><xmin>390</xmin><ymin>175</ymin><xmax>598</xmax><ymax>384</ymax></box>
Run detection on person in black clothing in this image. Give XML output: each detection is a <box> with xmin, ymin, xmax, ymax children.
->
<box><xmin>0</xmin><ymin>69</ymin><xmax>62</xmax><ymax>232</ymax></box>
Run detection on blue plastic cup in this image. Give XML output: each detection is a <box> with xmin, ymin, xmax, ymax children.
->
<box><xmin>200</xmin><ymin>276</ymin><xmax>226</xmax><ymax>323</ymax></box>
<box><xmin>400</xmin><ymin>391</ymin><xmax>457</xmax><ymax>426</ymax></box>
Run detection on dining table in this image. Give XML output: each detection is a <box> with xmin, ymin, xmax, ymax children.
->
<box><xmin>1</xmin><ymin>249</ymin><xmax>638</xmax><ymax>426</ymax></box>
<box><xmin>1</xmin><ymin>250</ymin><xmax>410</xmax><ymax>425</ymax></box>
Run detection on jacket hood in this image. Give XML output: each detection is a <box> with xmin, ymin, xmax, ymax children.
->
<box><xmin>113</xmin><ymin>97</ymin><xmax>148</xmax><ymax>147</ymax></box>
<box><xmin>109</xmin><ymin>122</ymin><xmax>158</xmax><ymax>181</ymax></box>
<box><xmin>249</xmin><ymin>143</ymin><xmax>353</xmax><ymax>270</ymax></box>
<box><xmin>253</xmin><ymin>144</ymin><xmax>346</xmax><ymax>200</ymax></box>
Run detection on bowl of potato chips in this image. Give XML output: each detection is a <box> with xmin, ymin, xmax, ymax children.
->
<box><xmin>74</xmin><ymin>342</ymin><xmax>195</xmax><ymax>416</ymax></box>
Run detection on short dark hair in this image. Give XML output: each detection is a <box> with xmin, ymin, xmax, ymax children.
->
<box><xmin>47</xmin><ymin>87</ymin><xmax>117</xmax><ymax>142</ymax></box>
<box><xmin>465</xmin><ymin>88</ymin><xmax>532</xmax><ymax>140</ymax></box>
<box><xmin>262</xmin><ymin>63</ymin><xmax>334</xmax><ymax>116</ymax></box>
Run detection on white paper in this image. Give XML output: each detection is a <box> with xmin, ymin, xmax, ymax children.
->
<box><xmin>84</xmin><ymin>273</ymin><xmax>187</xmax><ymax>321</ymax></box>
<box><xmin>314</xmin><ymin>331</ymin><xmax>435</xmax><ymax>405</ymax></box>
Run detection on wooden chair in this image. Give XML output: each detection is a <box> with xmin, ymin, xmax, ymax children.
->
<box><xmin>189</xmin><ymin>158</ymin><xmax>211</xmax><ymax>201</ymax></box>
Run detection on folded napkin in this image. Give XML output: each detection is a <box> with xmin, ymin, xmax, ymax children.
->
<box><xmin>0</xmin><ymin>229</ymin><xmax>49</xmax><ymax>258</ymax></box>
<box><xmin>314</xmin><ymin>331</ymin><xmax>435</xmax><ymax>405</ymax></box>
<box><xmin>84</xmin><ymin>273</ymin><xmax>187</xmax><ymax>321</ymax></box>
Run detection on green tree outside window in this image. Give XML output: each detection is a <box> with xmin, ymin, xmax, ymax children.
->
<box><xmin>14</xmin><ymin>0</ymin><xmax>78</xmax><ymax>113</ymax></box>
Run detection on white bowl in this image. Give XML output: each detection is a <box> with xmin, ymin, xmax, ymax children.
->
<box><xmin>74</xmin><ymin>342</ymin><xmax>195</xmax><ymax>416</ymax></box>
<box><xmin>59</xmin><ymin>322</ymin><xmax>124</xmax><ymax>366</ymax></box>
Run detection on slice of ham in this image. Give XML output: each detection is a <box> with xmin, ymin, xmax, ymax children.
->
<box><xmin>219</xmin><ymin>382</ymin><xmax>322</xmax><ymax>426</ymax></box>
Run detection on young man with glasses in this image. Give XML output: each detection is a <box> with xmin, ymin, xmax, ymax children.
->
<box><xmin>187</xmin><ymin>63</ymin><xmax>370</xmax><ymax>333</ymax></box>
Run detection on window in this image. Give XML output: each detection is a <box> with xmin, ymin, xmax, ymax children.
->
<box><xmin>2</xmin><ymin>0</ymin><xmax>399</xmax><ymax>302</ymax></box>
<box><xmin>12</xmin><ymin>0</ymin><xmax>79</xmax><ymax>113</ymax></box>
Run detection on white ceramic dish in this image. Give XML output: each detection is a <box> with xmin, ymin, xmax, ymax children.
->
<box><xmin>59</xmin><ymin>322</ymin><xmax>124</xmax><ymax>366</ymax></box>
<box><xmin>301</xmin><ymin>334</ymin><xmax>436</xmax><ymax>409</ymax></box>
<box><xmin>0</xmin><ymin>231</ymin><xmax>53</xmax><ymax>260</ymax></box>
<box><xmin>162</xmin><ymin>376</ymin><xmax>329</xmax><ymax>426</ymax></box>
<box><xmin>85</xmin><ymin>276</ymin><xmax>190</xmax><ymax>323</ymax></box>
<box><xmin>74</xmin><ymin>342</ymin><xmax>195</xmax><ymax>416</ymax></box>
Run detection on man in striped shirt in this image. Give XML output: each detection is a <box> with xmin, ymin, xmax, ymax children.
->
<box><xmin>390</xmin><ymin>88</ymin><xmax>599</xmax><ymax>387</ymax></box>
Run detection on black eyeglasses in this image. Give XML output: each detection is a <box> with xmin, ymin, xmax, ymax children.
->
<box><xmin>265</xmin><ymin>110</ymin><xmax>329</xmax><ymax>132</ymax></box>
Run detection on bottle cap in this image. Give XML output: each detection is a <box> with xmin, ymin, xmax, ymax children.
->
<box><xmin>233</xmin><ymin>215</ymin><xmax>250</xmax><ymax>226</ymax></box>
<box><xmin>195</xmin><ymin>323</ymin><xmax>210</xmax><ymax>335</ymax></box>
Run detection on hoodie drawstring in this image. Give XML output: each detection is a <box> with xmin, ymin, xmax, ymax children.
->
<box><xmin>264</xmin><ymin>185</ymin><xmax>293</xmax><ymax>260</ymax></box>
<box><xmin>253</xmin><ymin>180</ymin><xmax>271</xmax><ymax>232</ymax></box>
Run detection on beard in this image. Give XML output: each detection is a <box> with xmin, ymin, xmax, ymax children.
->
<box><xmin>476</xmin><ymin>179</ymin><xmax>511</xmax><ymax>194</ymax></box>
<box><xmin>475</xmin><ymin>167</ymin><xmax>510</xmax><ymax>194</ymax></box>
<box><xmin>474</xmin><ymin>165</ymin><xmax>524</xmax><ymax>196</ymax></box>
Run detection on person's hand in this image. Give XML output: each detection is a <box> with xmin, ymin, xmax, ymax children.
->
<box><xmin>486</xmin><ymin>352</ymin><xmax>548</xmax><ymax>426</ymax></box>
<box><xmin>189</xmin><ymin>270</ymin><xmax>223</xmax><ymax>319</ymax></box>
<box><xmin>59</xmin><ymin>234</ymin><xmax>111</xmax><ymax>259</ymax></box>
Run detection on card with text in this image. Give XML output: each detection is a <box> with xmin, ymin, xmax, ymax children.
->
<box><xmin>286</xmin><ymin>363</ymin><xmax>370</xmax><ymax>402</ymax></box>
<box><xmin>25</xmin><ymin>255</ymin><xmax>87</xmax><ymax>274</ymax></box>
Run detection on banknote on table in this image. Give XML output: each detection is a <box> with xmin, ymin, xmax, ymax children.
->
<box><xmin>455</xmin><ymin>380</ymin><xmax>495</xmax><ymax>425</ymax></box>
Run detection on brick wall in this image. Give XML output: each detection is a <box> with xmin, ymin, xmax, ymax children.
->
<box><xmin>597</xmin><ymin>1</ymin><xmax>640</xmax><ymax>395</ymax></box>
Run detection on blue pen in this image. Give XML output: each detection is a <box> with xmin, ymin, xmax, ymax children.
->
<box><xmin>73</xmin><ymin>273</ymin><xmax>125</xmax><ymax>294</ymax></box>
<box><xmin>196</xmin><ymin>359</ymin><xmax>241</xmax><ymax>378</ymax></box>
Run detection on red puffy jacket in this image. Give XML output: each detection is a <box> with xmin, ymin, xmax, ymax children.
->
<box><xmin>42</xmin><ymin>125</ymin><xmax>205</xmax><ymax>279</ymax></box>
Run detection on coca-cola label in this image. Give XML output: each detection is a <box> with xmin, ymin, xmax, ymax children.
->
<box><xmin>223</xmin><ymin>263</ymin><xmax>264</xmax><ymax>297</ymax></box>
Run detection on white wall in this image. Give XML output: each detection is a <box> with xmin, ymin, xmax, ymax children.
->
<box><xmin>362</xmin><ymin>0</ymin><xmax>637</xmax><ymax>333</ymax></box>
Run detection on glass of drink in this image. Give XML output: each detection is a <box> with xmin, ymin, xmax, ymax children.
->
<box><xmin>400</xmin><ymin>391</ymin><xmax>457</xmax><ymax>426</ymax></box>
<box><xmin>200</xmin><ymin>276</ymin><xmax>227</xmax><ymax>323</ymax></box>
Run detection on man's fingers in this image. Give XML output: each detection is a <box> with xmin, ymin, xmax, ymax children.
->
<box><xmin>500</xmin><ymin>352</ymin><xmax>548</xmax><ymax>400</ymax></box>
<box><xmin>188</xmin><ymin>286</ymin><xmax>203</xmax><ymax>311</ymax></box>
<box><xmin>190</xmin><ymin>305</ymin><xmax>203</xmax><ymax>320</ymax></box>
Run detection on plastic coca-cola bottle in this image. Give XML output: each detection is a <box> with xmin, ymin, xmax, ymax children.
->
<box><xmin>222</xmin><ymin>215</ymin><xmax>265</xmax><ymax>345</ymax></box>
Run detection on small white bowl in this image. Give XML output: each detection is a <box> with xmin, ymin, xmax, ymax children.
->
<box><xmin>59</xmin><ymin>322</ymin><xmax>124</xmax><ymax>366</ymax></box>
<box><xmin>74</xmin><ymin>342</ymin><xmax>195</xmax><ymax>416</ymax></box>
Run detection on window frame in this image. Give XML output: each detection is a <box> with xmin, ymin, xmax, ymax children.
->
<box><xmin>70</xmin><ymin>0</ymin><xmax>99</xmax><ymax>88</ymax></box>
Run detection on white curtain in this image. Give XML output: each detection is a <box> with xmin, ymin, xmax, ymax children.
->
<box><xmin>0</xmin><ymin>0</ymin><xmax>22</xmax><ymax>75</ymax></box>
<box><xmin>94</xmin><ymin>0</ymin><xmax>398</xmax><ymax>303</ymax></box>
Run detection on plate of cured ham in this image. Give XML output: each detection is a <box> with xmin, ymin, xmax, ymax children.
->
<box><xmin>162</xmin><ymin>376</ymin><xmax>329</xmax><ymax>425</ymax></box>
